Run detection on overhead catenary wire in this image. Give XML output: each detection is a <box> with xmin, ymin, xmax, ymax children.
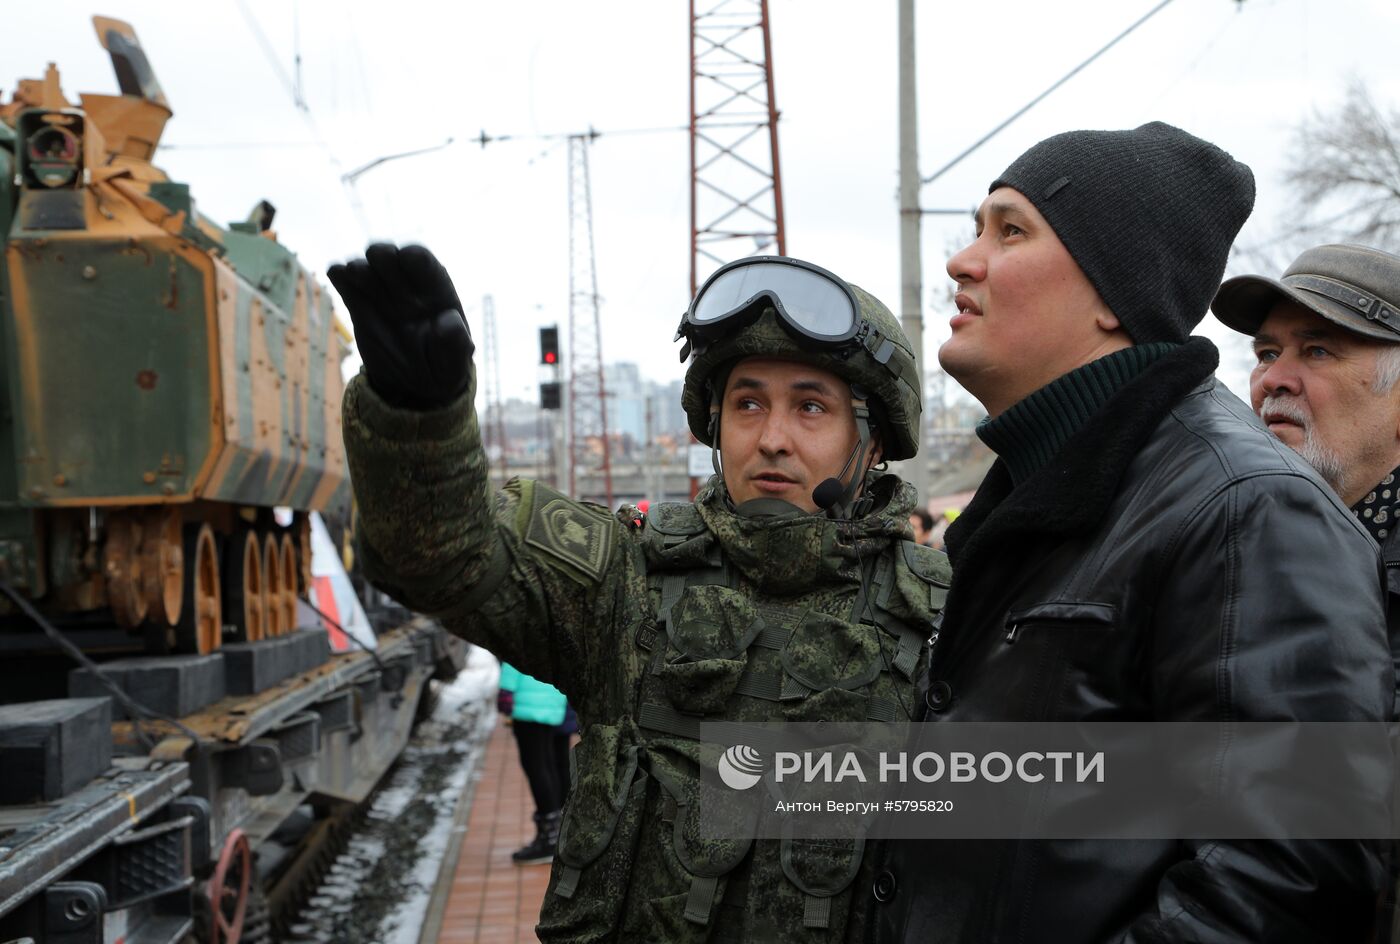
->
<box><xmin>233</xmin><ymin>0</ymin><xmax>368</xmax><ymax>237</ymax></box>
<box><xmin>233</xmin><ymin>0</ymin><xmax>301</xmax><ymax>107</ymax></box>
<box><xmin>164</xmin><ymin>123</ymin><xmax>688</xmax><ymax>154</ymax></box>
<box><xmin>1143</xmin><ymin>4</ymin><xmax>1242</xmax><ymax>111</ymax></box>
<box><xmin>920</xmin><ymin>0</ymin><xmax>1182</xmax><ymax>188</ymax></box>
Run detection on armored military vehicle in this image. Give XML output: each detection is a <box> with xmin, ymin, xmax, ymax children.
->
<box><xmin>0</xmin><ymin>16</ymin><xmax>352</xmax><ymax>656</ymax></box>
<box><xmin>0</xmin><ymin>20</ymin><xmax>465</xmax><ymax>944</ymax></box>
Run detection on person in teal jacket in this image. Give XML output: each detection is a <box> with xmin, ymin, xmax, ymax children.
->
<box><xmin>497</xmin><ymin>662</ymin><xmax>576</xmax><ymax>864</ymax></box>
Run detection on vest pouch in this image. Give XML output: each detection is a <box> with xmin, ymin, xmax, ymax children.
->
<box><xmin>782</xmin><ymin>686</ymin><xmax>871</xmax><ymax>724</ymax></box>
<box><xmin>643</xmin><ymin>502</ymin><xmax>715</xmax><ymax>569</ymax></box>
<box><xmin>781</xmin><ymin>611</ymin><xmax>883</xmax><ymax>693</ymax></box>
<box><xmin>657</xmin><ymin>586</ymin><xmax>765</xmax><ymax>714</ymax></box>
<box><xmin>773</xmin><ymin>751</ymin><xmax>875</xmax><ymax>931</ymax></box>
<box><xmin>647</xmin><ymin>741</ymin><xmax>761</xmax><ymax>930</ymax></box>
<box><xmin>894</xmin><ymin>540</ymin><xmax>952</xmax><ymax>614</ymax></box>
<box><xmin>550</xmin><ymin>723</ymin><xmax>649</xmax><ymax>918</ymax></box>
<box><xmin>656</xmin><ymin>657</ymin><xmax>748</xmax><ymax>714</ymax></box>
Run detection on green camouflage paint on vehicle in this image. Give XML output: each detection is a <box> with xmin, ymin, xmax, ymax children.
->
<box><xmin>0</xmin><ymin>17</ymin><xmax>351</xmax><ymax>647</ymax></box>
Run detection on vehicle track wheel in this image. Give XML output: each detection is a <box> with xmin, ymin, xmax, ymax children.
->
<box><xmin>207</xmin><ymin>828</ymin><xmax>251</xmax><ymax>944</ymax></box>
<box><xmin>104</xmin><ymin>513</ymin><xmax>148</xmax><ymax>629</ymax></box>
<box><xmin>171</xmin><ymin>523</ymin><xmax>221</xmax><ymax>654</ymax></box>
<box><xmin>225</xmin><ymin>528</ymin><xmax>266</xmax><ymax>643</ymax></box>
<box><xmin>279</xmin><ymin>531</ymin><xmax>299</xmax><ymax>633</ymax></box>
<box><xmin>141</xmin><ymin>507</ymin><xmax>184</xmax><ymax>628</ymax></box>
<box><xmin>263</xmin><ymin>532</ymin><xmax>284</xmax><ymax>638</ymax></box>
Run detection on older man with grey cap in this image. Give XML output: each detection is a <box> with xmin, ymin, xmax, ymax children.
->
<box><xmin>1215</xmin><ymin>244</ymin><xmax>1400</xmax><ymax>515</ymax></box>
<box><xmin>1214</xmin><ymin>243</ymin><xmax>1400</xmax><ymax>942</ymax></box>
<box><xmin>1214</xmin><ymin>243</ymin><xmax>1400</xmax><ymax>698</ymax></box>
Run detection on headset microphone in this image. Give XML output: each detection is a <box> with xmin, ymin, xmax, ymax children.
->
<box><xmin>812</xmin><ymin>478</ymin><xmax>844</xmax><ymax>511</ymax></box>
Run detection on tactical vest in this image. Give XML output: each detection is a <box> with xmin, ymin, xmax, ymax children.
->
<box><xmin>546</xmin><ymin>500</ymin><xmax>949</xmax><ymax>942</ymax></box>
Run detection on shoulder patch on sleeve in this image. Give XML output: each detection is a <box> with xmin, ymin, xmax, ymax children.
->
<box><xmin>523</xmin><ymin>482</ymin><xmax>616</xmax><ymax>583</ymax></box>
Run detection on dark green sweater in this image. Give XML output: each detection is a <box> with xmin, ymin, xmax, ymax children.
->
<box><xmin>977</xmin><ymin>343</ymin><xmax>1178</xmax><ymax>485</ymax></box>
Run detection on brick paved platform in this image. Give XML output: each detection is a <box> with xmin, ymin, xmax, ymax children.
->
<box><xmin>436</xmin><ymin>718</ymin><xmax>551</xmax><ymax>943</ymax></box>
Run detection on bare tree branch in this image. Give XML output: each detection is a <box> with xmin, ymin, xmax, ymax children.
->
<box><xmin>1281</xmin><ymin>80</ymin><xmax>1400</xmax><ymax>253</ymax></box>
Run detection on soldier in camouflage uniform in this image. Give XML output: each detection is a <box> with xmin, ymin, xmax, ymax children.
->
<box><xmin>330</xmin><ymin>246</ymin><xmax>948</xmax><ymax>942</ymax></box>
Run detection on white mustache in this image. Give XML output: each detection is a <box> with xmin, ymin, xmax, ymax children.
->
<box><xmin>1261</xmin><ymin>395</ymin><xmax>1311</xmax><ymax>427</ymax></box>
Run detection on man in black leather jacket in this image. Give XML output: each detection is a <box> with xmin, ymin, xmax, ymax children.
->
<box><xmin>861</xmin><ymin>124</ymin><xmax>1395</xmax><ymax>943</ymax></box>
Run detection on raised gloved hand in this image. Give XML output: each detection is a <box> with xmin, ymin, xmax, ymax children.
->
<box><xmin>327</xmin><ymin>244</ymin><xmax>475</xmax><ymax>410</ymax></box>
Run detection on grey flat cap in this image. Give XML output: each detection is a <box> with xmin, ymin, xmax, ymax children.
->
<box><xmin>1213</xmin><ymin>243</ymin><xmax>1400</xmax><ymax>341</ymax></box>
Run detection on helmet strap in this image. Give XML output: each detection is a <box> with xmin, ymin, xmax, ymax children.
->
<box><xmin>824</xmin><ymin>399</ymin><xmax>877</xmax><ymax>520</ymax></box>
<box><xmin>708</xmin><ymin>392</ymin><xmax>724</xmax><ymax>482</ymax></box>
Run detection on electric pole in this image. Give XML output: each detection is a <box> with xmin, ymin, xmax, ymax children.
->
<box><xmin>898</xmin><ymin>0</ymin><xmax>929</xmax><ymax>503</ymax></box>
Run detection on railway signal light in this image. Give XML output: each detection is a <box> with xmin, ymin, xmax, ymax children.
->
<box><xmin>540</xmin><ymin>381</ymin><xmax>561</xmax><ymax>410</ymax></box>
<box><xmin>540</xmin><ymin>326</ymin><xmax>559</xmax><ymax>366</ymax></box>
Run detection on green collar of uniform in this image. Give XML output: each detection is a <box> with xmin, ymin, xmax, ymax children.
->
<box><xmin>694</xmin><ymin>472</ymin><xmax>914</xmax><ymax>594</ymax></box>
<box><xmin>977</xmin><ymin>342</ymin><xmax>1178</xmax><ymax>486</ymax></box>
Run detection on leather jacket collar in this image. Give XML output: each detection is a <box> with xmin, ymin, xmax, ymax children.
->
<box><xmin>945</xmin><ymin>337</ymin><xmax>1221</xmax><ymax>571</ymax></box>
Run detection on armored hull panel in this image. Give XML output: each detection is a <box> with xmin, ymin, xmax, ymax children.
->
<box><xmin>4</xmin><ymin>214</ymin><xmax>346</xmax><ymax>512</ymax></box>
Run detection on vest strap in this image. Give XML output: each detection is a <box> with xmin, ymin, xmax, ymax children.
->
<box><xmin>754</xmin><ymin>623</ymin><xmax>792</xmax><ymax>650</ymax></box>
<box><xmin>554</xmin><ymin>863</ymin><xmax>582</xmax><ymax>899</ymax></box>
<box><xmin>639</xmin><ymin>701</ymin><xmax>701</xmax><ymax>740</ymax></box>
<box><xmin>866</xmin><ymin>696</ymin><xmax>899</xmax><ymax>722</ymax></box>
<box><xmin>658</xmin><ymin>572</ymin><xmax>688</xmax><ymax>630</ymax></box>
<box><xmin>803</xmin><ymin>894</ymin><xmax>832</xmax><ymax>929</ymax></box>
<box><xmin>734</xmin><ymin>667</ymin><xmax>784</xmax><ymax>701</ymax></box>
<box><xmin>891</xmin><ymin>629</ymin><xmax>921</xmax><ymax>679</ymax></box>
<box><xmin>684</xmin><ymin>875</ymin><xmax>720</xmax><ymax>925</ymax></box>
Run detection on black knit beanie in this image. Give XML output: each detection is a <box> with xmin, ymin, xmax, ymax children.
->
<box><xmin>990</xmin><ymin>121</ymin><xmax>1255</xmax><ymax>343</ymax></box>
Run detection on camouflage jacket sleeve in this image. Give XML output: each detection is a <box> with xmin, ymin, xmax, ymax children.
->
<box><xmin>340</xmin><ymin>371</ymin><xmax>644</xmax><ymax>709</ymax></box>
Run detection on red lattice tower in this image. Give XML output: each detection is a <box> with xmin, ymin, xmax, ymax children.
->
<box><xmin>690</xmin><ymin>0</ymin><xmax>787</xmax><ymax>295</ymax></box>
<box><xmin>566</xmin><ymin>134</ymin><xmax>614</xmax><ymax>505</ymax></box>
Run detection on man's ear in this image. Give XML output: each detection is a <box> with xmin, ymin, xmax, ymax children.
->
<box><xmin>1094</xmin><ymin>306</ymin><xmax>1123</xmax><ymax>333</ymax></box>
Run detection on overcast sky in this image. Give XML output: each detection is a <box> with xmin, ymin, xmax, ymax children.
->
<box><xmin>6</xmin><ymin>0</ymin><xmax>1400</xmax><ymax>407</ymax></box>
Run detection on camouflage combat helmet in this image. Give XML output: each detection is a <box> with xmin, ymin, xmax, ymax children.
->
<box><xmin>679</xmin><ymin>260</ymin><xmax>922</xmax><ymax>460</ymax></box>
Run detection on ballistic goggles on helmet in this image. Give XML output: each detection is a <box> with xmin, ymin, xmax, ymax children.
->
<box><xmin>676</xmin><ymin>256</ymin><xmax>901</xmax><ymax>368</ymax></box>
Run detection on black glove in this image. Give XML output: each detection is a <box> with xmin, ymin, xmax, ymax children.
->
<box><xmin>327</xmin><ymin>243</ymin><xmax>475</xmax><ymax>410</ymax></box>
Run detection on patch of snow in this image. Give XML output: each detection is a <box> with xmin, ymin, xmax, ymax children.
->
<box><xmin>433</xmin><ymin>644</ymin><xmax>501</xmax><ymax>720</ymax></box>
